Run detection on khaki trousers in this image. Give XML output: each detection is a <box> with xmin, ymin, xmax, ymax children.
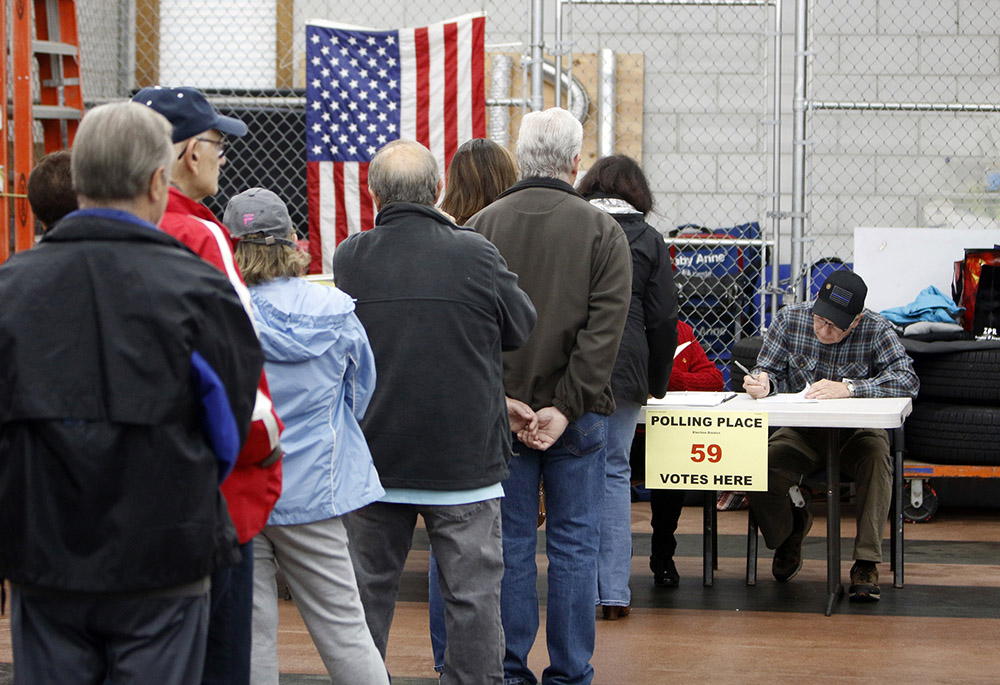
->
<box><xmin>748</xmin><ymin>426</ymin><xmax>892</xmax><ymax>562</ymax></box>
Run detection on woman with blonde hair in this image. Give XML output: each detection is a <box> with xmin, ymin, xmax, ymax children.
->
<box><xmin>224</xmin><ymin>187</ymin><xmax>388</xmax><ymax>685</ymax></box>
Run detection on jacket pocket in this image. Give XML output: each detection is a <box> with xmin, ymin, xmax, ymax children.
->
<box><xmin>560</xmin><ymin>412</ymin><xmax>606</xmax><ymax>457</ymax></box>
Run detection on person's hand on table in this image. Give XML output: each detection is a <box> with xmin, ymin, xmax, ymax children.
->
<box><xmin>805</xmin><ymin>378</ymin><xmax>851</xmax><ymax>400</ymax></box>
<box><xmin>743</xmin><ymin>370</ymin><xmax>770</xmax><ymax>399</ymax></box>
<box><xmin>518</xmin><ymin>406</ymin><xmax>568</xmax><ymax>451</ymax></box>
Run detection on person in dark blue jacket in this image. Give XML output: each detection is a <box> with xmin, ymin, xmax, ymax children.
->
<box><xmin>0</xmin><ymin>102</ymin><xmax>262</xmax><ymax>685</ymax></box>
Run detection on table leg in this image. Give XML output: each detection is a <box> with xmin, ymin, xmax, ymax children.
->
<box><xmin>893</xmin><ymin>426</ymin><xmax>905</xmax><ymax>588</ymax></box>
<box><xmin>825</xmin><ymin>429</ymin><xmax>843</xmax><ymax>616</ymax></box>
<box><xmin>703</xmin><ymin>490</ymin><xmax>714</xmax><ymax>586</ymax></box>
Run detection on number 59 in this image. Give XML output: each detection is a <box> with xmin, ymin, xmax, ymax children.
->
<box><xmin>691</xmin><ymin>443</ymin><xmax>722</xmax><ymax>463</ymax></box>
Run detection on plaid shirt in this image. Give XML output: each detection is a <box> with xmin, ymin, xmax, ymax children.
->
<box><xmin>755</xmin><ymin>302</ymin><xmax>919</xmax><ymax>398</ymax></box>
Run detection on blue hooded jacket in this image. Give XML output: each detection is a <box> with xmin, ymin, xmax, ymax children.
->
<box><xmin>250</xmin><ymin>277</ymin><xmax>383</xmax><ymax>525</ymax></box>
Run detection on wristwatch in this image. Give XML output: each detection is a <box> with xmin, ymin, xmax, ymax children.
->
<box><xmin>844</xmin><ymin>380</ymin><xmax>856</xmax><ymax>397</ymax></box>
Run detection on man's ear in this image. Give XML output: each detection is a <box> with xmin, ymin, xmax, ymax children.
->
<box><xmin>149</xmin><ymin>166</ymin><xmax>168</xmax><ymax>204</ymax></box>
<box><xmin>178</xmin><ymin>140</ymin><xmax>197</xmax><ymax>171</ymax></box>
<box><xmin>570</xmin><ymin>153</ymin><xmax>581</xmax><ymax>182</ymax></box>
<box><xmin>435</xmin><ymin>177</ymin><xmax>443</xmax><ymax>204</ymax></box>
<box><xmin>370</xmin><ymin>188</ymin><xmax>383</xmax><ymax>211</ymax></box>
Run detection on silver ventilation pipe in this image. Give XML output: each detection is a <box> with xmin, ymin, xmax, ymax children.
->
<box><xmin>488</xmin><ymin>56</ymin><xmax>514</xmax><ymax>147</ymax></box>
<box><xmin>597</xmin><ymin>49</ymin><xmax>615</xmax><ymax>156</ymax></box>
<box><xmin>542</xmin><ymin>61</ymin><xmax>589</xmax><ymax>123</ymax></box>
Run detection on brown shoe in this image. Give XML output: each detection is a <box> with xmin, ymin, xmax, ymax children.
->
<box><xmin>849</xmin><ymin>560</ymin><xmax>880</xmax><ymax>602</ymax></box>
<box><xmin>601</xmin><ymin>605</ymin><xmax>631</xmax><ymax>620</ymax></box>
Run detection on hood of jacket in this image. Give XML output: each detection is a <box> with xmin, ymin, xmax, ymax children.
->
<box><xmin>251</xmin><ymin>277</ymin><xmax>357</xmax><ymax>364</ymax></box>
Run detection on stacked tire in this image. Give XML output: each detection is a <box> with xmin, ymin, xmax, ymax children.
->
<box><xmin>905</xmin><ymin>346</ymin><xmax>1000</xmax><ymax>465</ymax></box>
<box><xmin>899</xmin><ymin>342</ymin><xmax>1000</xmax><ymax>521</ymax></box>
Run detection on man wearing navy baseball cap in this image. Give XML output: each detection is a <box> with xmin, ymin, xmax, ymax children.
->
<box><xmin>133</xmin><ymin>86</ymin><xmax>284</xmax><ymax>685</ymax></box>
<box><xmin>743</xmin><ymin>269</ymin><xmax>919</xmax><ymax>603</ymax></box>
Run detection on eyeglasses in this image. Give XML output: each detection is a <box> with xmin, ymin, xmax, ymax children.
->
<box><xmin>194</xmin><ymin>137</ymin><xmax>229</xmax><ymax>158</ymax></box>
<box><xmin>177</xmin><ymin>137</ymin><xmax>229</xmax><ymax>160</ymax></box>
<box><xmin>813</xmin><ymin>315</ymin><xmax>846</xmax><ymax>334</ymax></box>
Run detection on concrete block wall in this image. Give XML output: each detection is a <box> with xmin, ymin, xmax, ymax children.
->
<box><xmin>74</xmin><ymin>0</ymin><xmax>1000</xmax><ymax>273</ymax></box>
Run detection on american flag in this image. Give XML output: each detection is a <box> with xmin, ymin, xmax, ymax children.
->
<box><xmin>305</xmin><ymin>14</ymin><xmax>487</xmax><ymax>274</ymax></box>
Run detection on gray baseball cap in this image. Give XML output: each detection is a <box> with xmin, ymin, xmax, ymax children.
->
<box><xmin>223</xmin><ymin>188</ymin><xmax>297</xmax><ymax>246</ymax></box>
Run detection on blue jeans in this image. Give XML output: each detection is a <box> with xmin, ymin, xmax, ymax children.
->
<box><xmin>596</xmin><ymin>401</ymin><xmax>641</xmax><ymax>607</ymax></box>
<box><xmin>428</xmin><ymin>547</ymin><xmax>446</xmax><ymax>672</ymax></box>
<box><xmin>203</xmin><ymin>540</ymin><xmax>254</xmax><ymax>685</ymax></box>
<box><xmin>502</xmin><ymin>412</ymin><xmax>607</xmax><ymax>685</ymax></box>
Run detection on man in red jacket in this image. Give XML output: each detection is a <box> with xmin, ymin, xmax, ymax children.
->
<box><xmin>133</xmin><ymin>86</ymin><xmax>283</xmax><ymax>685</ymax></box>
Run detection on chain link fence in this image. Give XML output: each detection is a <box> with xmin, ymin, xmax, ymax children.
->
<box><xmin>42</xmin><ymin>0</ymin><xmax>1000</xmax><ymax>385</ymax></box>
<box><xmin>559</xmin><ymin>0</ymin><xmax>777</xmax><ymax>384</ymax></box>
<box><xmin>805</xmin><ymin>0</ymin><xmax>1000</xmax><ymax>298</ymax></box>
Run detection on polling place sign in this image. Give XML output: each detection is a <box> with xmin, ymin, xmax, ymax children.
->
<box><xmin>645</xmin><ymin>409</ymin><xmax>768</xmax><ymax>491</ymax></box>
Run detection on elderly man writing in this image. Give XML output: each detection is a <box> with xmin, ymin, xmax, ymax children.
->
<box><xmin>744</xmin><ymin>270</ymin><xmax>919</xmax><ymax>601</ymax></box>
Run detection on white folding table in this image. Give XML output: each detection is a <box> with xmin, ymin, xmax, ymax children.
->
<box><xmin>641</xmin><ymin>395</ymin><xmax>912</xmax><ymax>615</ymax></box>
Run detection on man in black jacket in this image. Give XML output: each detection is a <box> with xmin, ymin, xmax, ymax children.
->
<box><xmin>333</xmin><ymin>139</ymin><xmax>536</xmax><ymax>685</ymax></box>
<box><xmin>0</xmin><ymin>102</ymin><xmax>262</xmax><ymax>684</ymax></box>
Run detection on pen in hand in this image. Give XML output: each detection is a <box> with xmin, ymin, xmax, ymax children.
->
<box><xmin>733</xmin><ymin>359</ymin><xmax>758</xmax><ymax>380</ymax></box>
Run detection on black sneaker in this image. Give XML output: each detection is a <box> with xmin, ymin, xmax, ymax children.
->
<box><xmin>771</xmin><ymin>503</ymin><xmax>813</xmax><ymax>582</ymax></box>
<box><xmin>849</xmin><ymin>560</ymin><xmax>881</xmax><ymax>602</ymax></box>
<box><xmin>650</xmin><ymin>557</ymin><xmax>679</xmax><ymax>588</ymax></box>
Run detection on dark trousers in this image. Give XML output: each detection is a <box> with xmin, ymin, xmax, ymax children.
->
<box><xmin>203</xmin><ymin>540</ymin><xmax>254</xmax><ymax>685</ymax></box>
<box><xmin>11</xmin><ymin>585</ymin><xmax>209</xmax><ymax>684</ymax></box>
<box><xmin>649</xmin><ymin>488</ymin><xmax>685</xmax><ymax>561</ymax></box>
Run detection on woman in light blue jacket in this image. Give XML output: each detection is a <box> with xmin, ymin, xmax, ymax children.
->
<box><xmin>225</xmin><ymin>188</ymin><xmax>388</xmax><ymax>685</ymax></box>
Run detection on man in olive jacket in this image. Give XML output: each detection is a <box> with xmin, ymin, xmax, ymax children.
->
<box><xmin>468</xmin><ymin>107</ymin><xmax>632</xmax><ymax>685</ymax></box>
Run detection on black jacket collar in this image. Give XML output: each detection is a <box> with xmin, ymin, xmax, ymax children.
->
<box><xmin>375</xmin><ymin>202</ymin><xmax>465</xmax><ymax>230</ymax></box>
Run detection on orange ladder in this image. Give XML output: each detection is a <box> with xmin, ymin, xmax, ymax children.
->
<box><xmin>3</xmin><ymin>0</ymin><xmax>83</xmax><ymax>260</ymax></box>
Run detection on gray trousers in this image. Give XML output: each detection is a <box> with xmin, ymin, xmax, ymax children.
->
<box><xmin>251</xmin><ymin>517</ymin><xmax>388</xmax><ymax>685</ymax></box>
<box><xmin>748</xmin><ymin>426</ymin><xmax>892</xmax><ymax>562</ymax></box>
<box><xmin>11</xmin><ymin>584</ymin><xmax>209</xmax><ymax>684</ymax></box>
<box><xmin>345</xmin><ymin>498</ymin><xmax>505</xmax><ymax>685</ymax></box>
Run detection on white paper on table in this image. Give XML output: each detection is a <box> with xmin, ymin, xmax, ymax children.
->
<box><xmin>673</xmin><ymin>341</ymin><xmax>692</xmax><ymax>358</ymax></box>
<box><xmin>757</xmin><ymin>385</ymin><xmax>819</xmax><ymax>404</ymax></box>
<box><xmin>649</xmin><ymin>391</ymin><xmax>737</xmax><ymax>407</ymax></box>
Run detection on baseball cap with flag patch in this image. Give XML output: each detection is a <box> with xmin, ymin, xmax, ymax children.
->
<box><xmin>813</xmin><ymin>270</ymin><xmax>867</xmax><ymax>330</ymax></box>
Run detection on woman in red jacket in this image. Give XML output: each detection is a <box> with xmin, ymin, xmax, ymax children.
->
<box><xmin>649</xmin><ymin>321</ymin><xmax>724</xmax><ymax>586</ymax></box>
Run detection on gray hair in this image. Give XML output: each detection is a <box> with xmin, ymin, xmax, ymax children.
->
<box><xmin>72</xmin><ymin>102</ymin><xmax>174</xmax><ymax>202</ymax></box>
<box><xmin>516</xmin><ymin>108</ymin><xmax>583</xmax><ymax>180</ymax></box>
<box><xmin>367</xmin><ymin>139</ymin><xmax>439</xmax><ymax>206</ymax></box>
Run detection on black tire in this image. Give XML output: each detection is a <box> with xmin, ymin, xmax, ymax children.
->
<box><xmin>729</xmin><ymin>336</ymin><xmax>764</xmax><ymax>391</ymax></box>
<box><xmin>906</xmin><ymin>402</ymin><xmax>1000</xmax><ymax>466</ymax></box>
<box><xmin>902</xmin><ymin>481</ymin><xmax>939</xmax><ymax>523</ymax></box>
<box><xmin>909</xmin><ymin>348</ymin><xmax>1000</xmax><ymax>405</ymax></box>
